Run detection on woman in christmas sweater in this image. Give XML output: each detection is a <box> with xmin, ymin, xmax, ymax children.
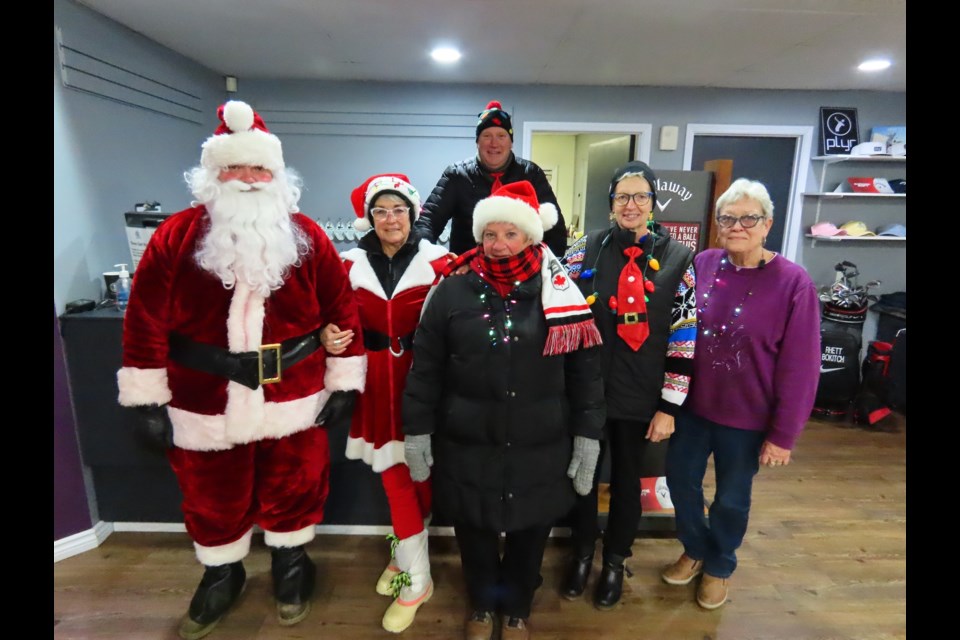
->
<box><xmin>559</xmin><ymin>161</ymin><xmax>697</xmax><ymax>610</ymax></box>
<box><xmin>660</xmin><ymin>178</ymin><xmax>820</xmax><ymax>610</ymax></box>
<box><xmin>321</xmin><ymin>174</ymin><xmax>450</xmax><ymax>633</ymax></box>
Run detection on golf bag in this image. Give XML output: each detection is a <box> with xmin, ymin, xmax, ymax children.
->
<box><xmin>812</xmin><ymin>261</ymin><xmax>877</xmax><ymax>421</ymax></box>
<box><xmin>886</xmin><ymin>329</ymin><xmax>906</xmax><ymax>413</ymax></box>
<box><xmin>813</xmin><ymin>324</ymin><xmax>861</xmax><ymax>421</ymax></box>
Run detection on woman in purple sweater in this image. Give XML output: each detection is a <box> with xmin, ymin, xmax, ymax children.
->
<box><xmin>661</xmin><ymin>178</ymin><xmax>820</xmax><ymax>610</ymax></box>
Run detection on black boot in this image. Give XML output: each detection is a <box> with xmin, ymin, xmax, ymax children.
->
<box><xmin>560</xmin><ymin>550</ymin><xmax>594</xmax><ymax>600</ymax></box>
<box><xmin>178</xmin><ymin>561</ymin><xmax>246</xmax><ymax>640</ymax></box>
<box><xmin>593</xmin><ymin>553</ymin><xmax>626</xmax><ymax>611</ymax></box>
<box><xmin>271</xmin><ymin>545</ymin><xmax>316</xmax><ymax>626</ymax></box>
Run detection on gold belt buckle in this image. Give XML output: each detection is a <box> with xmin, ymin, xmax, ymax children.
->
<box><xmin>259</xmin><ymin>343</ymin><xmax>282</xmax><ymax>384</ymax></box>
<box><xmin>623</xmin><ymin>312</ymin><xmax>640</xmax><ymax>325</ymax></box>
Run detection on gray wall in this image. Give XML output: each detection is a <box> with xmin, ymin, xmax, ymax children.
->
<box><xmin>53</xmin><ymin>0</ymin><xmax>905</xmax><ymax>540</ymax></box>
<box><xmin>54</xmin><ymin>0</ymin><xmax>224</xmax><ymax>312</ymax></box>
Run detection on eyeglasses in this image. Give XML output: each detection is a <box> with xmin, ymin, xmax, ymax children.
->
<box><xmin>716</xmin><ymin>214</ymin><xmax>766</xmax><ymax>229</ymax></box>
<box><xmin>370</xmin><ymin>206</ymin><xmax>410</xmax><ymax>220</ymax></box>
<box><xmin>612</xmin><ymin>192</ymin><xmax>653</xmax><ymax>206</ymax></box>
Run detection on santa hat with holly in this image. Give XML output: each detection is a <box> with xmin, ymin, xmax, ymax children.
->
<box><xmin>200</xmin><ymin>100</ymin><xmax>284</xmax><ymax>172</ymax></box>
<box><xmin>349</xmin><ymin>174</ymin><xmax>422</xmax><ymax>233</ymax></box>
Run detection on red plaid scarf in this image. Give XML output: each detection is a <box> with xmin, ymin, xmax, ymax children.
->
<box><xmin>472</xmin><ymin>243</ymin><xmax>542</xmax><ymax>295</ymax></box>
<box><xmin>441</xmin><ymin>244</ymin><xmax>601</xmax><ymax>356</ymax></box>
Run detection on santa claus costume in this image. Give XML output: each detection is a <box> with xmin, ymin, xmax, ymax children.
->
<box><xmin>116</xmin><ymin>100</ymin><xmax>366</xmax><ymax>640</ymax></box>
<box><xmin>339</xmin><ymin>174</ymin><xmax>449</xmax><ymax>633</ymax></box>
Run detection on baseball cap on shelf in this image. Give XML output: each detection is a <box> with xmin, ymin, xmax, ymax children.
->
<box><xmin>809</xmin><ymin>222</ymin><xmax>848</xmax><ymax>237</ymax></box>
<box><xmin>875</xmin><ymin>223</ymin><xmax>906</xmax><ymax>237</ymax></box>
<box><xmin>839</xmin><ymin>221</ymin><xmax>876</xmax><ymax>237</ymax></box>
<box><xmin>846</xmin><ymin>177</ymin><xmax>894</xmax><ymax>194</ymax></box>
<box><xmin>850</xmin><ymin>140</ymin><xmax>889</xmax><ymax>156</ymax></box>
<box><xmin>887</xmin><ymin>178</ymin><xmax>906</xmax><ymax>194</ymax></box>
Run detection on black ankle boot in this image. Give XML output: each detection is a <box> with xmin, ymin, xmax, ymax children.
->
<box><xmin>593</xmin><ymin>553</ymin><xmax>626</xmax><ymax>611</ymax></box>
<box><xmin>561</xmin><ymin>552</ymin><xmax>594</xmax><ymax>600</ymax></box>
<box><xmin>178</xmin><ymin>561</ymin><xmax>246</xmax><ymax>640</ymax></box>
<box><xmin>271</xmin><ymin>546</ymin><xmax>316</xmax><ymax>626</ymax></box>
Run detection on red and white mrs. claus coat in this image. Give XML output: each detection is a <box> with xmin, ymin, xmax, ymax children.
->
<box><xmin>341</xmin><ymin>237</ymin><xmax>449</xmax><ymax>471</ymax></box>
<box><xmin>117</xmin><ymin>205</ymin><xmax>366</xmax><ymax>451</ymax></box>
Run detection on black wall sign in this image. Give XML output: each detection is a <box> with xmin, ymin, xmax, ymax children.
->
<box><xmin>819</xmin><ymin>107</ymin><xmax>860</xmax><ymax>155</ymax></box>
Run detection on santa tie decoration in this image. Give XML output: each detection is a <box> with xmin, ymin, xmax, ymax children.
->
<box><xmin>616</xmin><ymin>246</ymin><xmax>650</xmax><ymax>351</ymax></box>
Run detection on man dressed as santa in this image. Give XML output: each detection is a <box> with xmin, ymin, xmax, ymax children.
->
<box><xmin>116</xmin><ymin>100</ymin><xmax>366</xmax><ymax>640</ymax></box>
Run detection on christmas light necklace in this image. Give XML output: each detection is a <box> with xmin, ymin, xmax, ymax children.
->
<box><xmin>697</xmin><ymin>253</ymin><xmax>760</xmax><ymax>338</ymax></box>
<box><xmin>472</xmin><ymin>266</ymin><xmax>521</xmax><ymax>347</ymax></box>
<box><xmin>578</xmin><ymin>225</ymin><xmax>661</xmax><ymax>314</ymax></box>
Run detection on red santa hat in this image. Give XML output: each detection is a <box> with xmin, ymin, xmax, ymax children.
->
<box><xmin>200</xmin><ymin>100</ymin><xmax>284</xmax><ymax>173</ymax></box>
<box><xmin>349</xmin><ymin>173</ymin><xmax>422</xmax><ymax>232</ymax></box>
<box><xmin>471</xmin><ymin>180</ymin><xmax>558</xmax><ymax>244</ymax></box>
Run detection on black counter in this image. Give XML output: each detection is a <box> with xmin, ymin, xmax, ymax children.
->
<box><xmin>58</xmin><ymin>309</ymin><xmax>391</xmax><ymax>525</ymax></box>
<box><xmin>58</xmin><ymin>309</ymin><xmax>672</xmax><ymax>533</ymax></box>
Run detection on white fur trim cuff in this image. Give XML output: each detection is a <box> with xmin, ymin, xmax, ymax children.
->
<box><xmin>345</xmin><ymin>437</ymin><xmax>406</xmax><ymax>473</ymax></box>
<box><xmin>473</xmin><ymin>195</ymin><xmax>546</xmax><ymax>244</ymax></box>
<box><xmin>264</xmin><ymin>524</ymin><xmax>316</xmax><ymax>548</ymax></box>
<box><xmin>195</xmin><ymin>529</ymin><xmax>252</xmax><ymax>565</ymax></box>
<box><xmin>324</xmin><ymin>355</ymin><xmax>367</xmax><ymax>393</ymax></box>
<box><xmin>117</xmin><ymin>367</ymin><xmax>173</xmax><ymax>407</ymax></box>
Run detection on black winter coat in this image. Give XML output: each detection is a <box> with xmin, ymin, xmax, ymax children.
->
<box><xmin>402</xmin><ymin>270</ymin><xmax>605</xmax><ymax>532</ymax></box>
<box><xmin>415</xmin><ymin>153</ymin><xmax>568</xmax><ymax>257</ymax></box>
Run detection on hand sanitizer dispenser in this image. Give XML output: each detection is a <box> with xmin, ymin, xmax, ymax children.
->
<box><xmin>115</xmin><ymin>263</ymin><xmax>131</xmax><ymax>311</ymax></box>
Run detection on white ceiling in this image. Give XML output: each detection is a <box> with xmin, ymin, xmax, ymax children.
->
<box><xmin>75</xmin><ymin>0</ymin><xmax>906</xmax><ymax>92</ymax></box>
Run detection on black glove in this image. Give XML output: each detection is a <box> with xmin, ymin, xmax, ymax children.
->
<box><xmin>315</xmin><ymin>390</ymin><xmax>356</xmax><ymax>427</ymax></box>
<box><xmin>134</xmin><ymin>404</ymin><xmax>174</xmax><ymax>452</ymax></box>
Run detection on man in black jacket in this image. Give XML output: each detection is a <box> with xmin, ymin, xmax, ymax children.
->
<box><xmin>414</xmin><ymin>100</ymin><xmax>568</xmax><ymax>257</ymax></box>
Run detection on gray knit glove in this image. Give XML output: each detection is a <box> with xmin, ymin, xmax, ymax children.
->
<box><xmin>404</xmin><ymin>434</ymin><xmax>433</xmax><ymax>482</ymax></box>
<box><xmin>567</xmin><ymin>436</ymin><xmax>600</xmax><ymax>496</ymax></box>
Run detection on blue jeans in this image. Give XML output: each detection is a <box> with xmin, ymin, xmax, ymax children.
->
<box><xmin>666</xmin><ymin>409</ymin><xmax>765</xmax><ymax>578</ymax></box>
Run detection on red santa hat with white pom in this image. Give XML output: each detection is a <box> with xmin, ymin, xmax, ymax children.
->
<box><xmin>200</xmin><ymin>100</ymin><xmax>284</xmax><ymax>172</ymax></box>
<box><xmin>349</xmin><ymin>173</ymin><xmax>422</xmax><ymax>233</ymax></box>
<box><xmin>471</xmin><ymin>180</ymin><xmax>558</xmax><ymax>244</ymax></box>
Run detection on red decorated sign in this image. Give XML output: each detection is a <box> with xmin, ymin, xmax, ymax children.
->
<box><xmin>659</xmin><ymin>221</ymin><xmax>701</xmax><ymax>253</ymax></box>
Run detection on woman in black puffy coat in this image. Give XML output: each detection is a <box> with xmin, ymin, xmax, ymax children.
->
<box><xmin>402</xmin><ymin>181</ymin><xmax>605</xmax><ymax>640</ymax></box>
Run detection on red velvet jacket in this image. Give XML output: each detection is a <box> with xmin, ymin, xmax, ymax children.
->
<box><xmin>340</xmin><ymin>238</ymin><xmax>449</xmax><ymax>471</ymax></box>
<box><xmin>117</xmin><ymin>205</ymin><xmax>366</xmax><ymax>451</ymax></box>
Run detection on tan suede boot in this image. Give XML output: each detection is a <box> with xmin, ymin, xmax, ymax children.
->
<box><xmin>697</xmin><ymin>573</ymin><xmax>729</xmax><ymax>610</ymax></box>
<box><xmin>661</xmin><ymin>553</ymin><xmax>703</xmax><ymax>586</ymax></box>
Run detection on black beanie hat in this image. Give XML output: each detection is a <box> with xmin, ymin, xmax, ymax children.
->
<box><xmin>476</xmin><ymin>100</ymin><xmax>514</xmax><ymax>141</ymax></box>
<box><xmin>609</xmin><ymin>160</ymin><xmax>658</xmax><ymax>210</ymax></box>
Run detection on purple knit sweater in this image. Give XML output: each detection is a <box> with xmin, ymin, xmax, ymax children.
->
<box><xmin>687</xmin><ymin>249</ymin><xmax>821</xmax><ymax>450</ymax></box>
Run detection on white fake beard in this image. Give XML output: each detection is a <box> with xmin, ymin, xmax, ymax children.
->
<box><xmin>195</xmin><ymin>180</ymin><xmax>308</xmax><ymax>297</ymax></box>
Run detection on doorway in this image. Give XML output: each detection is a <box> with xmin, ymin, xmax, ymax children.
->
<box><xmin>522</xmin><ymin>122</ymin><xmax>653</xmax><ymax>242</ymax></box>
<box><xmin>683</xmin><ymin>125</ymin><xmax>813</xmax><ymax>260</ymax></box>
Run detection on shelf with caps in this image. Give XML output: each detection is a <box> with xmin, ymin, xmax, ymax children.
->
<box><xmin>803</xmin><ymin>192</ymin><xmax>905</xmax><ymax>199</ymax></box>
<box><xmin>804</xmin><ymin>154</ymin><xmax>905</xmax><ymax>249</ymax></box>
<box><xmin>804</xmin><ymin>234</ymin><xmax>906</xmax><ymax>242</ymax></box>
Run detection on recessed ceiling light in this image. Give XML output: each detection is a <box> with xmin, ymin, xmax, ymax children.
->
<box><xmin>858</xmin><ymin>59</ymin><xmax>891</xmax><ymax>72</ymax></box>
<box><xmin>431</xmin><ymin>46</ymin><xmax>462</xmax><ymax>64</ymax></box>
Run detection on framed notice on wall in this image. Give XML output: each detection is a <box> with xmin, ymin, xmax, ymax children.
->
<box><xmin>819</xmin><ymin>107</ymin><xmax>860</xmax><ymax>155</ymax></box>
<box><xmin>659</xmin><ymin>221</ymin><xmax>702</xmax><ymax>254</ymax></box>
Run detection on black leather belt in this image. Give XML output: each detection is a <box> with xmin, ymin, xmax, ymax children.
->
<box><xmin>363</xmin><ymin>329</ymin><xmax>415</xmax><ymax>355</ymax></box>
<box><xmin>168</xmin><ymin>330</ymin><xmax>322</xmax><ymax>390</ymax></box>
<box><xmin>616</xmin><ymin>312</ymin><xmax>648</xmax><ymax>325</ymax></box>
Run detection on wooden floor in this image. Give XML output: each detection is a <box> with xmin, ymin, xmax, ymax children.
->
<box><xmin>54</xmin><ymin>416</ymin><xmax>907</xmax><ymax>640</ymax></box>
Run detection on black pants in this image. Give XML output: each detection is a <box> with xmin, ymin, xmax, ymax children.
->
<box><xmin>454</xmin><ymin>521</ymin><xmax>552</xmax><ymax>619</ymax></box>
<box><xmin>568</xmin><ymin>418</ymin><xmax>650</xmax><ymax>559</ymax></box>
